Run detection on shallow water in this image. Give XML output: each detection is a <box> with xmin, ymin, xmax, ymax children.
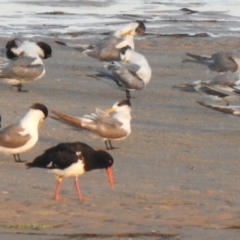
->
<box><xmin>0</xmin><ymin>0</ymin><xmax>240</xmax><ymax>39</ymax></box>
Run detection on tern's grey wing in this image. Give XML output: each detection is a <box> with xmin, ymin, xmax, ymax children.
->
<box><xmin>210</xmin><ymin>72</ymin><xmax>240</xmax><ymax>86</ymax></box>
<box><xmin>197</xmin><ymin>101</ymin><xmax>240</xmax><ymax>116</ymax></box>
<box><xmin>105</xmin><ymin>62</ymin><xmax>144</xmax><ymax>90</ymax></box>
<box><xmin>55</xmin><ymin>40</ymin><xmax>86</xmax><ymax>52</ymax></box>
<box><xmin>199</xmin><ymin>83</ymin><xmax>240</xmax><ymax>99</ymax></box>
<box><xmin>211</xmin><ymin>52</ymin><xmax>238</xmax><ymax>72</ymax></box>
<box><xmin>96</xmin><ymin>69</ymin><xmax>117</xmax><ymax>82</ymax></box>
<box><xmin>124</xmin><ymin>62</ymin><xmax>141</xmax><ymax>73</ymax></box>
<box><xmin>183</xmin><ymin>53</ymin><xmax>212</xmax><ymax>66</ymax></box>
<box><xmin>88</xmin><ymin>108</ymin><xmax>126</xmax><ymax>139</ymax></box>
<box><xmin>95</xmin><ymin>108</ymin><xmax>123</xmax><ymax>127</ymax></box>
<box><xmin>83</xmin><ymin>36</ymin><xmax>122</xmax><ymax>61</ymax></box>
<box><xmin>0</xmin><ymin>124</ymin><xmax>31</xmax><ymax>148</ymax></box>
<box><xmin>0</xmin><ymin>56</ymin><xmax>44</xmax><ymax>81</ymax></box>
<box><xmin>52</xmin><ymin>109</ymin><xmax>127</xmax><ymax>139</ymax></box>
<box><xmin>196</xmin><ymin>84</ymin><xmax>230</xmax><ymax>98</ymax></box>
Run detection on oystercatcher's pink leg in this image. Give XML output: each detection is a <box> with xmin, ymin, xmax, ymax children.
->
<box><xmin>74</xmin><ymin>177</ymin><xmax>90</xmax><ymax>201</ymax></box>
<box><xmin>54</xmin><ymin>176</ymin><xmax>65</xmax><ymax>201</ymax></box>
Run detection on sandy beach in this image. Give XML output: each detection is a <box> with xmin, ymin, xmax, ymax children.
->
<box><xmin>0</xmin><ymin>35</ymin><xmax>240</xmax><ymax>240</ymax></box>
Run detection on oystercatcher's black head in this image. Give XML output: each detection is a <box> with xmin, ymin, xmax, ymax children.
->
<box><xmin>37</xmin><ymin>41</ymin><xmax>52</xmax><ymax>59</ymax></box>
<box><xmin>31</xmin><ymin>103</ymin><xmax>48</xmax><ymax>119</ymax></box>
<box><xmin>135</xmin><ymin>20</ymin><xmax>146</xmax><ymax>36</ymax></box>
<box><xmin>95</xmin><ymin>150</ymin><xmax>114</xmax><ymax>168</ymax></box>
<box><xmin>95</xmin><ymin>150</ymin><xmax>114</xmax><ymax>188</ymax></box>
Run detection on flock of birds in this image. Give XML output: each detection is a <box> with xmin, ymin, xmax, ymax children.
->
<box><xmin>1</xmin><ymin>19</ymin><xmax>240</xmax><ymax>201</ymax></box>
<box><xmin>174</xmin><ymin>49</ymin><xmax>240</xmax><ymax>113</ymax></box>
<box><xmin>0</xmin><ymin>21</ymin><xmax>151</xmax><ymax>201</ymax></box>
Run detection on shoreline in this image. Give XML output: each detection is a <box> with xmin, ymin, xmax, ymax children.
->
<box><xmin>0</xmin><ymin>35</ymin><xmax>240</xmax><ymax>239</ymax></box>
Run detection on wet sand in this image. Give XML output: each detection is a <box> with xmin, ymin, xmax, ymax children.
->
<box><xmin>0</xmin><ymin>36</ymin><xmax>240</xmax><ymax>240</ymax></box>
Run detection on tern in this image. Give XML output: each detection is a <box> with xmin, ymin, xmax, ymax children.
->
<box><xmin>173</xmin><ymin>72</ymin><xmax>240</xmax><ymax>104</ymax></box>
<box><xmin>183</xmin><ymin>51</ymin><xmax>240</xmax><ymax>73</ymax></box>
<box><xmin>5</xmin><ymin>38</ymin><xmax>52</xmax><ymax>60</ymax></box>
<box><xmin>0</xmin><ymin>103</ymin><xmax>48</xmax><ymax>162</ymax></box>
<box><xmin>0</xmin><ymin>40</ymin><xmax>52</xmax><ymax>92</ymax></box>
<box><xmin>95</xmin><ymin>45</ymin><xmax>152</xmax><ymax>99</ymax></box>
<box><xmin>55</xmin><ymin>21</ymin><xmax>145</xmax><ymax>61</ymax></box>
<box><xmin>52</xmin><ymin>99</ymin><xmax>131</xmax><ymax>150</ymax></box>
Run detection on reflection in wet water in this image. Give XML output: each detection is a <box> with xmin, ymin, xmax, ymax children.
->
<box><xmin>0</xmin><ymin>0</ymin><xmax>239</xmax><ymax>39</ymax></box>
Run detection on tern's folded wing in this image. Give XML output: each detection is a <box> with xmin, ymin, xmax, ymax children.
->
<box><xmin>1</xmin><ymin>56</ymin><xmax>44</xmax><ymax>80</ymax></box>
<box><xmin>0</xmin><ymin>124</ymin><xmax>31</xmax><ymax>148</ymax></box>
<box><xmin>104</xmin><ymin>62</ymin><xmax>144</xmax><ymax>90</ymax></box>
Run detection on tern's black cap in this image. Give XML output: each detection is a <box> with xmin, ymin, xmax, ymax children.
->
<box><xmin>5</xmin><ymin>38</ymin><xmax>18</xmax><ymax>49</ymax></box>
<box><xmin>37</xmin><ymin>41</ymin><xmax>52</xmax><ymax>59</ymax></box>
<box><xmin>5</xmin><ymin>38</ymin><xmax>20</xmax><ymax>59</ymax></box>
<box><xmin>117</xmin><ymin>99</ymin><xmax>131</xmax><ymax>107</ymax></box>
<box><xmin>31</xmin><ymin>103</ymin><xmax>48</xmax><ymax>119</ymax></box>
<box><xmin>135</xmin><ymin>20</ymin><xmax>146</xmax><ymax>36</ymax></box>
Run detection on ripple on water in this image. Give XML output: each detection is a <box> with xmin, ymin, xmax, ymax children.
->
<box><xmin>0</xmin><ymin>0</ymin><xmax>239</xmax><ymax>39</ymax></box>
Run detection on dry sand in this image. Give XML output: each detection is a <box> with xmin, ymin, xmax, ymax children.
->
<box><xmin>0</xmin><ymin>36</ymin><xmax>240</xmax><ymax>240</ymax></box>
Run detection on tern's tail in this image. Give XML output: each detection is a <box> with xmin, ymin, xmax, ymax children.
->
<box><xmin>172</xmin><ymin>83</ymin><xmax>196</xmax><ymax>92</ymax></box>
<box><xmin>55</xmin><ymin>40</ymin><xmax>87</xmax><ymax>52</ymax></box>
<box><xmin>197</xmin><ymin>101</ymin><xmax>240</xmax><ymax>116</ymax></box>
<box><xmin>51</xmin><ymin>110</ymin><xmax>83</xmax><ymax>128</ymax></box>
<box><xmin>182</xmin><ymin>53</ymin><xmax>212</xmax><ymax>66</ymax></box>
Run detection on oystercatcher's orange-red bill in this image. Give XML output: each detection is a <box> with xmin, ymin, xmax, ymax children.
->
<box><xmin>106</xmin><ymin>167</ymin><xmax>114</xmax><ymax>188</ymax></box>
